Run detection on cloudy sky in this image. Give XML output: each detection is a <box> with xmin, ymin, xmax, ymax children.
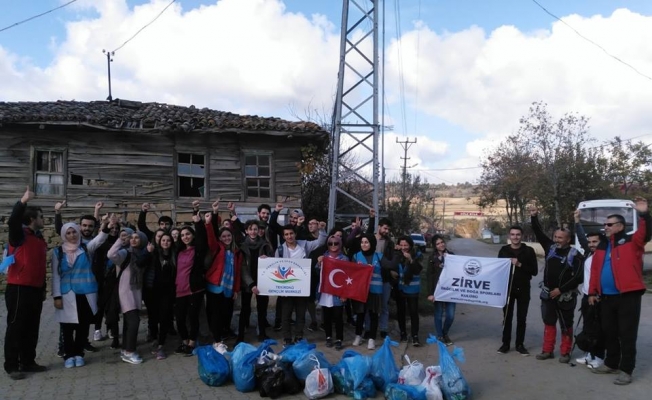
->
<box><xmin>2</xmin><ymin>0</ymin><xmax>652</xmax><ymax>184</ymax></box>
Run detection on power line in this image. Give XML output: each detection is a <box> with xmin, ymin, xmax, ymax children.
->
<box><xmin>530</xmin><ymin>0</ymin><xmax>652</xmax><ymax>82</ymax></box>
<box><xmin>413</xmin><ymin>0</ymin><xmax>422</xmax><ymax>135</ymax></box>
<box><xmin>393</xmin><ymin>0</ymin><xmax>409</xmax><ymax>135</ymax></box>
<box><xmin>112</xmin><ymin>0</ymin><xmax>176</xmax><ymax>53</ymax></box>
<box><xmin>0</xmin><ymin>0</ymin><xmax>78</xmax><ymax>33</ymax></box>
<box><xmin>387</xmin><ymin>166</ymin><xmax>482</xmax><ymax>171</ymax></box>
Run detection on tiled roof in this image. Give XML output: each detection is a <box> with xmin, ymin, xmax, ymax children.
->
<box><xmin>0</xmin><ymin>99</ymin><xmax>328</xmax><ymax>136</ymax></box>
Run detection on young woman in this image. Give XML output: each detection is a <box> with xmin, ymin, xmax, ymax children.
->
<box><xmin>143</xmin><ymin>228</ymin><xmax>166</xmax><ymax>343</ymax></box>
<box><xmin>52</xmin><ymin>219</ymin><xmax>110</xmax><ymax>368</ymax></box>
<box><xmin>239</xmin><ymin>220</ymin><xmax>275</xmax><ymax>343</ymax></box>
<box><xmin>317</xmin><ymin>235</ymin><xmax>348</xmax><ymax>350</ymax></box>
<box><xmin>392</xmin><ymin>236</ymin><xmax>423</xmax><ymax>346</ymax></box>
<box><xmin>107</xmin><ymin>230</ymin><xmax>150</xmax><ymax>364</ymax></box>
<box><xmin>426</xmin><ymin>235</ymin><xmax>456</xmax><ymax>346</ymax></box>
<box><xmin>170</xmin><ymin>227</ymin><xmax>181</xmax><ymax>245</ymax></box>
<box><xmin>352</xmin><ymin>233</ymin><xmax>385</xmax><ymax>350</ymax></box>
<box><xmin>145</xmin><ymin>232</ymin><xmax>177</xmax><ymax>360</ymax></box>
<box><xmin>173</xmin><ymin>214</ymin><xmax>207</xmax><ymax>356</ymax></box>
<box><xmin>205</xmin><ymin>213</ymin><xmax>242</xmax><ymax>345</ymax></box>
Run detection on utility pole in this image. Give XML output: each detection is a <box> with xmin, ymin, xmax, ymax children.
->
<box><xmin>396</xmin><ymin>137</ymin><xmax>417</xmax><ymax>202</ymax></box>
<box><xmin>102</xmin><ymin>49</ymin><xmax>115</xmax><ymax>101</ymax></box>
<box><xmin>441</xmin><ymin>200</ymin><xmax>446</xmax><ymax>232</ymax></box>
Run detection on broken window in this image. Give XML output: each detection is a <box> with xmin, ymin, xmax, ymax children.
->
<box><xmin>34</xmin><ymin>150</ymin><xmax>65</xmax><ymax>195</ymax></box>
<box><xmin>177</xmin><ymin>153</ymin><xmax>205</xmax><ymax>197</ymax></box>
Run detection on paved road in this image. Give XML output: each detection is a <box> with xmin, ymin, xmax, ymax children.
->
<box><xmin>1</xmin><ymin>238</ymin><xmax>650</xmax><ymax>399</ymax></box>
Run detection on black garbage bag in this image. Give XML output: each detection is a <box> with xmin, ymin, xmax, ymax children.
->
<box><xmin>279</xmin><ymin>361</ymin><xmax>302</xmax><ymax>395</ymax></box>
<box><xmin>259</xmin><ymin>367</ymin><xmax>285</xmax><ymax>399</ymax></box>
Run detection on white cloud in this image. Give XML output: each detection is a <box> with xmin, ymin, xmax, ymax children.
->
<box><xmin>0</xmin><ymin>0</ymin><xmax>341</xmax><ymax>116</ymax></box>
<box><xmin>386</xmin><ymin>8</ymin><xmax>652</xmax><ymax>151</ymax></box>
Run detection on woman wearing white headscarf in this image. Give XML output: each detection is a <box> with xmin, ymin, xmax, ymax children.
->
<box><xmin>52</xmin><ymin>217</ymin><xmax>111</xmax><ymax>368</ymax></box>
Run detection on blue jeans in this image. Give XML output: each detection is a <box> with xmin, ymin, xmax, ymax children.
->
<box><xmin>434</xmin><ymin>301</ymin><xmax>456</xmax><ymax>337</ymax></box>
<box><xmin>379</xmin><ymin>282</ymin><xmax>393</xmax><ymax>332</ymax></box>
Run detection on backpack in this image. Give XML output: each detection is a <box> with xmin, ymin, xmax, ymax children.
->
<box><xmin>0</xmin><ymin>243</ymin><xmax>16</xmax><ymax>274</ymax></box>
<box><xmin>546</xmin><ymin>245</ymin><xmax>579</xmax><ymax>270</ymax></box>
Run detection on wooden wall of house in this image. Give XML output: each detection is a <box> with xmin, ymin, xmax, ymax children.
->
<box><xmin>0</xmin><ymin>127</ymin><xmax>317</xmax><ymax>226</ymax></box>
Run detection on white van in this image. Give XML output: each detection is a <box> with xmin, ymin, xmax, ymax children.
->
<box><xmin>576</xmin><ymin>199</ymin><xmax>638</xmax><ymax>236</ymax></box>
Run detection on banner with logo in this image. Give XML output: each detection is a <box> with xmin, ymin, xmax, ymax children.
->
<box><xmin>257</xmin><ymin>257</ymin><xmax>311</xmax><ymax>297</ymax></box>
<box><xmin>434</xmin><ymin>254</ymin><xmax>511</xmax><ymax>308</ymax></box>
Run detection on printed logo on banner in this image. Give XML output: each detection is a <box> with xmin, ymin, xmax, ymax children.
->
<box><xmin>463</xmin><ymin>259</ymin><xmax>482</xmax><ymax>277</ymax></box>
<box><xmin>271</xmin><ymin>265</ymin><xmax>299</xmax><ymax>284</ymax></box>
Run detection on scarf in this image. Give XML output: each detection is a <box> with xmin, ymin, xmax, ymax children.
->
<box><xmin>221</xmin><ymin>250</ymin><xmax>235</xmax><ymax>297</ymax></box>
<box><xmin>61</xmin><ymin>222</ymin><xmax>82</xmax><ymax>268</ymax></box>
<box><xmin>360</xmin><ymin>232</ymin><xmax>377</xmax><ymax>257</ymax></box>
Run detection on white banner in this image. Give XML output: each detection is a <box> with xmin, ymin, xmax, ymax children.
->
<box><xmin>434</xmin><ymin>254</ymin><xmax>511</xmax><ymax>308</ymax></box>
<box><xmin>257</xmin><ymin>257</ymin><xmax>311</xmax><ymax>297</ymax></box>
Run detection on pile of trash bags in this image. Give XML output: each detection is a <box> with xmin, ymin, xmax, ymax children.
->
<box><xmin>194</xmin><ymin>334</ymin><xmax>470</xmax><ymax>400</ymax></box>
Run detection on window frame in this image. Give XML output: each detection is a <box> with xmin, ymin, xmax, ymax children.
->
<box><xmin>175</xmin><ymin>151</ymin><xmax>208</xmax><ymax>199</ymax></box>
<box><xmin>30</xmin><ymin>147</ymin><xmax>67</xmax><ymax>197</ymax></box>
<box><xmin>242</xmin><ymin>150</ymin><xmax>274</xmax><ymax>201</ymax></box>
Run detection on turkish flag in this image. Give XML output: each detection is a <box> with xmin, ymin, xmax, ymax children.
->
<box><xmin>321</xmin><ymin>257</ymin><xmax>373</xmax><ymax>303</ymax></box>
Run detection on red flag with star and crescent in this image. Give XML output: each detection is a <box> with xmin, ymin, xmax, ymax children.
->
<box><xmin>321</xmin><ymin>257</ymin><xmax>373</xmax><ymax>303</ymax></box>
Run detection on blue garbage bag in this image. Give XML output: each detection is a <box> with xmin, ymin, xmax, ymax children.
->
<box><xmin>343</xmin><ymin>354</ymin><xmax>372</xmax><ymax>390</ymax></box>
<box><xmin>279</xmin><ymin>339</ymin><xmax>316</xmax><ymax>364</ymax></box>
<box><xmin>384</xmin><ymin>383</ymin><xmax>427</xmax><ymax>400</ymax></box>
<box><xmin>353</xmin><ymin>377</ymin><xmax>377</xmax><ymax>400</ymax></box>
<box><xmin>195</xmin><ymin>345</ymin><xmax>230</xmax><ymax>387</ymax></box>
<box><xmin>427</xmin><ymin>334</ymin><xmax>471</xmax><ymax>400</ymax></box>
<box><xmin>370</xmin><ymin>336</ymin><xmax>399</xmax><ymax>391</ymax></box>
<box><xmin>331</xmin><ymin>350</ymin><xmax>360</xmax><ymax>396</ymax></box>
<box><xmin>230</xmin><ymin>339</ymin><xmax>277</xmax><ymax>392</ymax></box>
<box><xmin>293</xmin><ymin>349</ymin><xmax>332</xmax><ymax>381</ymax></box>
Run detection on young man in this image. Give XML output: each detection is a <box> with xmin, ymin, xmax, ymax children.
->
<box><xmin>587</xmin><ymin>197</ymin><xmax>651</xmax><ymax>385</ymax></box>
<box><xmin>275</xmin><ymin>225</ymin><xmax>326</xmax><ymax>346</ymax></box>
<box><xmin>4</xmin><ymin>187</ymin><xmax>48</xmax><ymax>380</ymax></box>
<box><xmin>497</xmin><ymin>225</ymin><xmax>538</xmax><ymax>355</ymax></box>
<box><xmin>573</xmin><ymin>211</ymin><xmax>604</xmax><ymax>369</ymax></box>
<box><xmin>138</xmin><ymin>202</ymin><xmax>174</xmax><ymax>240</ymax></box>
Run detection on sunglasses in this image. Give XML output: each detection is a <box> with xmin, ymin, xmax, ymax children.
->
<box><xmin>603</xmin><ymin>222</ymin><xmax>621</xmax><ymax>227</ymax></box>
<box><xmin>327</xmin><ymin>242</ymin><xmax>340</xmax><ymax>246</ymax></box>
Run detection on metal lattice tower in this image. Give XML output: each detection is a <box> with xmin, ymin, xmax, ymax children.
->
<box><xmin>328</xmin><ymin>0</ymin><xmax>380</xmax><ymax>229</ymax></box>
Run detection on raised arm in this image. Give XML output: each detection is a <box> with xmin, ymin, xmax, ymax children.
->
<box><xmin>85</xmin><ymin>215</ymin><xmax>111</xmax><ymax>254</ymax></box>
<box><xmin>573</xmin><ymin>209</ymin><xmax>590</xmax><ymax>255</ymax></box>
<box><xmin>137</xmin><ymin>203</ymin><xmax>155</xmax><ymax>241</ymax></box>
<box><xmin>204</xmin><ymin>212</ymin><xmax>222</xmax><ymax>254</ymax></box>
<box><xmin>303</xmin><ymin>228</ymin><xmax>327</xmax><ymax>253</ymax></box>
<box><xmin>107</xmin><ymin>237</ymin><xmax>128</xmax><ymax>267</ymax></box>
<box><xmin>632</xmin><ymin>197</ymin><xmax>652</xmax><ymax>247</ymax></box>
<box><xmin>530</xmin><ymin>207</ymin><xmax>554</xmax><ymax>251</ymax></box>
<box><xmin>54</xmin><ymin>200</ymin><xmax>66</xmax><ymax>237</ymax></box>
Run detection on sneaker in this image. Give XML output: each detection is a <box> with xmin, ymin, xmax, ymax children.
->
<box><xmin>273</xmin><ymin>323</ymin><xmax>282</xmax><ymax>332</ymax></box>
<box><xmin>400</xmin><ymin>332</ymin><xmax>408</xmax><ymax>342</ymax></box>
<box><xmin>74</xmin><ymin>356</ymin><xmax>85</xmax><ymax>367</ymax></box>
<box><xmin>8</xmin><ymin>371</ymin><xmax>26</xmax><ymax>380</ymax></box>
<box><xmin>108</xmin><ymin>331</ymin><xmax>115</xmax><ymax>339</ymax></box>
<box><xmin>536</xmin><ymin>352</ymin><xmax>554</xmax><ymax>360</ymax></box>
<box><xmin>575</xmin><ymin>352</ymin><xmax>590</xmax><ymax>365</ymax></box>
<box><xmin>353</xmin><ymin>335</ymin><xmax>363</xmax><ymax>346</ymax></box>
<box><xmin>84</xmin><ymin>343</ymin><xmax>99</xmax><ymax>353</ymax></box>
<box><xmin>559</xmin><ymin>354</ymin><xmax>571</xmax><ymax>364</ymax></box>
<box><xmin>57</xmin><ymin>349</ymin><xmax>64</xmax><ymax>358</ymax></box>
<box><xmin>335</xmin><ymin>340</ymin><xmax>343</xmax><ymax>350</ymax></box>
<box><xmin>110</xmin><ymin>338</ymin><xmax>120</xmax><ymax>349</ymax></box>
<box><xmin>437</xmin><ymin>336</ymin><xmax>445</xmax><ymax>343</ymax></box>
<box><xmin>443</xmin><ymin>335</ymin><xmax>453</xmax><ymax>346</ymax></box>
<box><xmin>93</xmin><ymin>330</ymin><xmax>105</xmax><ymax>341</ymax></box>
<box><xmin>155</xmin><ymin>348</ymin><xmax>167</xmax><ymax>360</ymax></box>
<box><xmin>64</xmin><ymin>358</ymin><xmax>75</xmax><ymax>369</ymax></box>
<box><xmin>497</xmin><ymin>344</ymin><xmax>510</xmax><ymax>354</ymax></box>
<box><xmin>184</xmin><ymin>345</ymin><xmax>195</xmax><ymax>356</ymax></box>
<box><xmin>368</xmin><ymin>339</ymin><xmax>376</xmax><ymax>350</ymax></box>
<box><xmin>325</xmin><ymin>338</ymin><xmax>333</xmax><ymax>348</ymax></box>
<box><xmin>515</xmin><ymin>345</ymin><xmax>530</xmax><ymax>356</ymax></box>
<box><xmin>412</xmin><ymin>336</ymin><xmax>421</xmax><ymax>347</ymax></box>
<box><xmin>380</xmin><ymin>331</ymin><xmax>388</xmax><ymax>339</ymax></box>
<box><xmin>21</xmin><ymin>363</ymin><xmax>48</xmax><ymax>373</ymax></box>
<box><xmin>121</xmin><ymin>352</ymin><xmax>143</xmax><ymax>365</ymax></box>
<box><xmin>591</xmin><ymin>364</ymin><xmax>618</xmax><ymax>374</ymax></box>
<box><xmin>587</xmin><ymin>356</ymin><xmax>604</xmax><ymax>369</ymax></box>
<box><xmin>307</xmin><ymin>322</ymin><xmax>318</xmax><ymax>332</ymax></box>
<box><xmin>614</xmin><ymin>371</ymin><xmax>632</xmax><ymax>385</ymax></box>
<box><xmin>174</xmin><ymin>344</ymin><xmax>187</xmax><ymax>355</ymax></box>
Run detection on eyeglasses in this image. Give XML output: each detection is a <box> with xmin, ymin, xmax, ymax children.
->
<box><xmin>327</xmin><ymin>242</ymin><xmax>339</xmax><ymax>246</ymax></box>
<box><xmin>603</xmin><ymin>222</ymin><xmax>621</xmax><ymax>227</ymax></box>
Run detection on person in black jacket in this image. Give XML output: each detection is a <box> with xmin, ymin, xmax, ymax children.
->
<box><xmin>530</xmin><ymin>206</ymin><xmax>583</xmax><ymax>364</ymax></box>
<box><xmin>497</xmin><ymin>226</ymin><xmax>538</xmax><ymax>356</ymax></box>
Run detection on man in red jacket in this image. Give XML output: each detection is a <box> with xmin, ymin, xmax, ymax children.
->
<box><xmin>4</xmin><ymin>187</ymin><xmax>48</xmax><ymax>380</ymax></box>
<box><xmin>588</xmin><ymin>197</ymin><xmax>651</xmax><ymax>385</ymax></box>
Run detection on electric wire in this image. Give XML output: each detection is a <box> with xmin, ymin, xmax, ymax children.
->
<box><xmin>393</xmin><ymin>0</ymin><xmax>409</xmax><ymax>136</ymax></box>
<box><xmin>530</xmin><ymin>0</ymin><xmax>652</xmax><ymax>82</ymax></box>
<box><xmin>112</xmin><ymin>0</ymin><xmax>176</xmax><ymax>53</ymax></box>
<box><xmin>0</xmin><ymin>0</ymin><xmax>78</xmax><ymax>33</ymax></box>
<box><xmin>413</xmin><ymin>0</ymin><xmax>422</xmax><ymax>136</ymax></box>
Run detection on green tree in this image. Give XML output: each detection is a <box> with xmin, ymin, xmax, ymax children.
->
<box><xmin>605</xmin><ymin>136</ymin><xmax>652</xmax><ymax>196</ymax></box>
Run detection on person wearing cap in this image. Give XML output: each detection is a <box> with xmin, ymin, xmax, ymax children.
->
<box><xmin>52</xmin><ymin>217</ymin><xmax>112</xmax><ymax>368</ymax></box>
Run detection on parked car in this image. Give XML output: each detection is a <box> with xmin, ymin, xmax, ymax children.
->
<box><xmin>410</xmin><ymin>233</ymin><xmax>427</xmax><ymax>253</ymax></box>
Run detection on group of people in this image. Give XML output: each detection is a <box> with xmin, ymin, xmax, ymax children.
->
<box><xmin>4</xmin><ymin>185</ymin><xmax>648</xmax><ymax>388</ymax></box>
<box><xmin>3</xmin><ymin>187</ymin><xmax>453</xmax><ymax>380</ymax></box>
<box><xmin>494</xmin><ymin>198</ymin><xmax>650</xmax><ymax>386</ymax></box>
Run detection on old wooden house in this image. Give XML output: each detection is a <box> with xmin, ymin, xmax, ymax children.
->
<box><xmin>0</xmin><ymin>99</ymin><xmax>328</xmax><ymax>226</ymax></box>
